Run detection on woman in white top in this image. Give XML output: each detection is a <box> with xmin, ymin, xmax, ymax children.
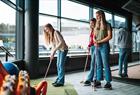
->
<box><xmin>44</xmin><ymin>23</ymin><xmax>68</xmax><ymax>87</ymax></box>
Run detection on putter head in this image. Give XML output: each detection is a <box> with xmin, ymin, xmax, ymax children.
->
<box><xmin>91</xmin><ymin>82</ymin><xmax>96</xmax><ymax>91</ymax></box>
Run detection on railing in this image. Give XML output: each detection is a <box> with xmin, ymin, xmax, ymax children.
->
<box><xmin>0</xmin><ymin>46</ymin><xmax>14</xmax><ymax>61</ymax></box>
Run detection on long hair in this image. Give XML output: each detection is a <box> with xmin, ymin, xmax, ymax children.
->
<box><xmin>44</xmin><ymin>23</ymin><xmax>55</xmax><ymax>45</ymax></box>
<box><xmin>94</xmin><ymin>10</ymin><xmax>107</xmax><ymax>31</ymax></box>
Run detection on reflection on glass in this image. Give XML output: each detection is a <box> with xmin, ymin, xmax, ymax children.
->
<box><xmin>0</xmin><ymin>1</ymin><xmax>16</xmax><ymax>62</ymax></box>
<box><xmin>39</xmin><ymin>0</ymin><xmax>57</xmax><ymax>16</ymax></box>
<box><xmin>61</xmin><ymin>0</ymin><xmax>89</xmax><ymax>21</ymax></box>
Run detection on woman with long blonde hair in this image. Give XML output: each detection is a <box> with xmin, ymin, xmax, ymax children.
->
<box><xmin>94</xmin><ymin>10</ymin><xmax>112</xmax><ymax>89</ymax></box>
<box><xmin>44</xmin><ymin>23</ymin><xmax>68</xmax><ymax>87</ymax></box>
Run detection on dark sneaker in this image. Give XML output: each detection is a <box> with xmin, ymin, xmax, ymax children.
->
<box><xmin>84</xmin><ymin>80</ymin><xmax>91</xmax><ymax>86</ymax></box>
<box><xmin>104</xmin><ymin>82</ymin><xmax>112</xmax><ymax>90</ymax></box>
<box><xmin>52</xmin><ymin>81</ymin><xmax>57</xmax><ymax>85</ymax></box>
<box><xmin>53</xmin><ymin>83</ymin><xmax>64</xmax><ymax>87</ymax></box>
<box><xmin>94</xmin><ymin>80</ymin><xmax>101</xmax><ymax>88</ymax></box>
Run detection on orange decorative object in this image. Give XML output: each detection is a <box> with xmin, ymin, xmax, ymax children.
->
<box><xmin>0</xmin><ymin>75</ymin><xmax>17</xmax><ymax>95</ymax></box>
<box><xmin>16</xmin><ymin>70</ymin><xmax>30</xmax><ymax>95</ymax></box>
<box><xmin>34</xmin><ymin>80</ymin><xmax>47</xmax><ymax>95</ymax></box>
<box><xmin>0</xmin><ymin>60</ymin><xmax>48</xmax><ymax>95</ymax></box>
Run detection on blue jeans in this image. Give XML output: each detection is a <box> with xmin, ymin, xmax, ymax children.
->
<box><xmin>118</xmin><ymin>48</ymin><xmax>128</xmax><ymax>75</ymax></box>
<box><xmin>86</xmin><ymin>46</ymin><xmax>95</xmax><ymax>81</ymax></box>
<box><xmin>56</xmin><ymin>50</ymin><xmax>68</xmax><ymax>84</ymax></box>
<box><xmin>96</xmin><ymin>43</ymin><xmax>112</xmax><ymax>82</ymax></box>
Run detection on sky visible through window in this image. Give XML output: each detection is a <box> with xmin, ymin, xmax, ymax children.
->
<box><xmin>0</xmin><ymin>1</ymin><xmax>124</xmax><ymax>25</ymax></box>
<box><xmin>0</xmin><ymin>2</ymin><xmax>15</xmax><ymax>25</ymax></box>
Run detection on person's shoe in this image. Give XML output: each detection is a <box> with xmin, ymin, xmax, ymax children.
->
<box><xmin>104</xmin><ymin>82</ymin><xmax>112</xmax><ymax>90</ymax></box>
<box><xmin>52</xmin><ymin>81</ymin><xmax>57</xmax><ymax>85</ymax></box>
<box><xmin>83</xmin><ymin>80</ymin><xmax>91</xmax><ymax>86</ymax></box>
<box><xmin>53</xmin><ymin>83</ymin><xmax>64</xmax><ymax>87</ymax></box>
<box><xmin>94</xmin><ymin>80</ymin><xmax>101</xmax><ymax>88</ymax></box>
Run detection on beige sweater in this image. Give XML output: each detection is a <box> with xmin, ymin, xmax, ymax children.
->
<box><xmin>51</xmin><ymin>31</ymin><xmax>68</xmax><ymax>54</ymax></box>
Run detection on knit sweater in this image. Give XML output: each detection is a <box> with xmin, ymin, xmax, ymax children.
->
<box><xmin>51</xmin><ymin>30</ymin><xmax>68</xmax><ymax>54</ymax></box>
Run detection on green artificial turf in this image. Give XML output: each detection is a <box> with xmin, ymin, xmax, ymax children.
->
<box><xmin>30</xmin><ymin>78</ymin><xmax>78</xmax><ymax>95</ymax></box>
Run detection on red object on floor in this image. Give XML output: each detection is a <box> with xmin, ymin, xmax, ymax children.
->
<box><xmin>0</xmin><ymin>61</ymin><xmax>9</xmax><ymax>87</ymax></box>
<box><xmin>34</xmin><ymin>80</ymin><xmax>48</xmax><ymax>95</ymax></box>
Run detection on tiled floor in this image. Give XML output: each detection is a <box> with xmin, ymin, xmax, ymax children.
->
<box><xmin>112</xmin><ymin>63</ymin><xmax>140</xmax><ymax>79</ymax></box>
<box><xmin>46</xmin><ymin>61</ymin><xmax>140</xmax><ymax>95</ymax></box>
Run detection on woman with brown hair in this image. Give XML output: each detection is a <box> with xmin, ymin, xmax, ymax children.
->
<box><xmin>84</xmin><ymin>18</ymin><xmax>96</xmax><ymax>86</ymax></box>
<box><xmin>44</xmin><ymin>23</ymin><xmax>68</xmax><ymax>87</ymax></box>
<box><xmin>94</xmin><ymin>10</ymin><xmax>112</xmax><ymax>89</ymax></box>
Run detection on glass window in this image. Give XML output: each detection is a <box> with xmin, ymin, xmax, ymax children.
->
<box><xmin>105</xmin><ymin>12</ymin><xmax>112</xmax><ymax>25</ymax></box>
<box><xmin>93</xmin><ymin>8</ymin><xmax>98</xmax><ymax>17</ymax></box>
<box><xmin>61</xmin><ymin>0</ymin><xmax>89</xmax><ymax>21</ymax></box>
<box><xmin>132</xmin><ymin>31</ymin><xmax>137</xmax><ymax>52</ymax></box>
<box><xmin>135</xmin><ymin>30</ymin><xmax>140</xmax><ymax>52</ymax></box>
<box><xmin>0</xmin><ymin>1</ymin><xmax>16</xmax><ymax>62</ymax></box>
<box><xmin>132</xmin><ymin>22</ymin><xmax>139</xmax><ymax>52</ymax></box>
<box><xmin>10</xmin><ymin>0</ymin><xmax>16</xmax><ymax>4</ymax></box>
<box><xmin>39</xmin><ymin>15</ymin><xmax>58</xmax><ymax>57</ymax></box>
<box><xmin>110</xmin><ymin>28</ymin><xmax>119</xmax><ymax>53</ymax></box>
<box><xmin>61</xmin><ymin>19</ymin><xmax>89</xmax><ymax>56</ymax></box>
<box><xmin>105</xmin><ymin>12</ymin><xmax>114</xmax><ymax>52</ymax></box>
<box><xmin>39</xmin><ymin>0</ymin><xmax>57</xmax><ymax>16</ymax></box>
<box><xmin>114</xmin><ymin>15</ymin><xmax>126</xmax><ymax>28</ymax></box>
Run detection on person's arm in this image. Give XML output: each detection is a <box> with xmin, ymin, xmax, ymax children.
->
<box><xmin>93</xmin><ymin>31</ymin><xmax>98</xmax><ymax>47</ymax></box>
<box><xmin>88</xmin><ymin>33</ymin><xmax>94</xmax><ymax>51</ymax></box>
<box><xmin>97</xmin><ymin>24</ymin><xmax>112</xmax><ymax>44</ymax></box>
